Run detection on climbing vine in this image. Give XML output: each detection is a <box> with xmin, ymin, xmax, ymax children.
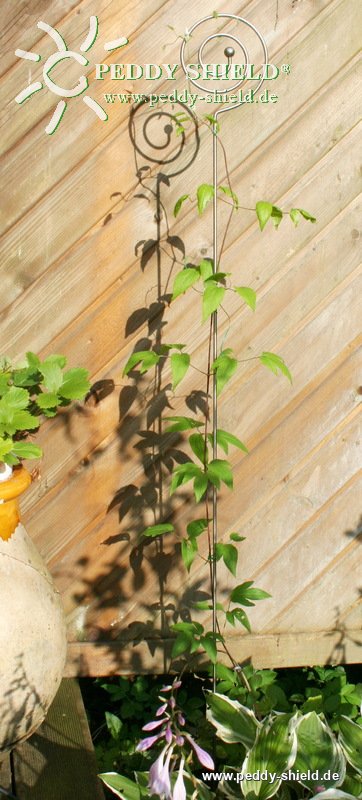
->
<box><xmin>121</xmin><ymin>111</ymin><xmax>316</xmax><ymax>675</ymax></box>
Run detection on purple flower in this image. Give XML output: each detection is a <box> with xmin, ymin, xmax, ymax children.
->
<box><xmin>142</xmin><ymin>718</ymin><xmax>168</xmax><ymax>731</ymax></box>
<box><xmin>156</xmin><ymin>703</ymin><xmax>168</xmax><ymax>717</ymax></box>
<box><xmin>185</xmin><ymin>735</ymin><xmax>215</xmax><ymax>770</ymax></box>
<box><xmin>165</xmin><ymin>724</ymin><xmax>173</xmax><ymax>744</ymax></box>
<box><xmin>161</xmin><ymin>678</ymin><xmax>182</xmax><ymax>693</ymax></box>
<box><xmin>177</xmin><ymin>713</ymin><xmax>185</xmax><ymax>726</ymax></box>
<box><xmin>175</xmin><ymin>735</ymin><xmax>184</xmax><ymax>746</ymax></box>
<box><xmin>136</xmin><ymin>733</ymin><xmax>162</xmax><ymax>751</ymax></box>
<box><xmin>148</xmin><ymin>745</ymin><xmax>173</xmax><ymax>799</ymax></box>
<box><xmin>173</xmin><ymin>757</ymin><xmax>186</xmax><ymax>800</ymax></box>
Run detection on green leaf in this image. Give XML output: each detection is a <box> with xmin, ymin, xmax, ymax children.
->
<box><xmin>123</xmin><ymin>351</ymin><xmax>160</xmax><ymax>376</ymax></box>
<box><xmin>39</xmin><ymin>359</ymin><xmax>64</xmax><ymax>393</ymax></box>
<box><xmin>171</xmin><ymin>621</ymin><xmax>203</xmax><ymax>634</ymax></box>
<box><xmin>201</xmin><ymin>635</ymin><xmax>218</xmax><ymax>664</ymax></box>
<box><xmin>164</xmin><ymin>416</ymin><xmax>203</xmax><ymax>432</ymax></box>
<box><xmin>216</xmin><ymin>663</ymin><xmax>238</xmax><ymax>683</ymax></box>
<box><xmin>159</xmin><ymin>343</ymin><xmax>186</xmax><ymax>353</ymax></box>
<box><xmin>270</xmin><ymin>205</ymin><xmax>283</xmax><ymax>228</ymax></box>
<box><xmin>256</xmin><ymin>201</ymin><xmax>283</xmax><ymax>231</ymax></box>
<box><xmin>256</xmin><ymin>201</ymin><xmax>273</xmax><ymax>231</ymax></box>
<box><xmin>182</xmin><ymin>538</ymin><xmax>198</xmax><ymax>572</ymax></box>
<box><xmin>187</xmin><ymin>518</ymin><xmax>208</xmax><ymax>538</ymax></box>
<box><xmin>294</xmin><ymin>712</ymin><xmax>346</xmax><ymax>791</ymax></box>
<box><xmin>219</xmin><ymin>185</ymin><xmax>239</xmax><ymax>208</ymax></box>
<box><xmin>206</xmin><ymin>692</ymin><xmax>260</xmax><ymax>748</ymax></box>
<box><xmin>99</xmin><ymin>772</ymin><xmax>141</xmax><ymax>800</ymax></box>
<box><xmin>173</xmin><ymin>194</ymin><xmax>189</xmax><ymax>217</ymax></box>
<box><xmin>202</xmin><ymin>284</ymin><xmax>225</xmax><ymax>322</ymax></box>
<box><xmin>171</xmin><ymin>631</ymin><xmax>193</xmax><ymax>657</ymax></box>
<box><xmin>199</xmin><ymin>259</ymin><xmax>214</xmax><ymax>281</ymax></box>
<box><xmin>105</xmin><ymin>712</ymin><xmax>123</xmax><ymax>740</ymax></box>
<box><xmin>230</xmin><ymin>582</ymin><xmax>271</xmax><ymax>607</ymax></box>
<box><xmin>0</xmin><ymin>373</ymin><xmax>10</xmax><ymax>395</ymax></box>
<box><xmin>204</xmin><ymin>114</ymin><xmax>220</xmax><ymax>132</ymax></box>
<box><xmin>208</xmin><ymin>459</ymin><xmax>233</xmax><ymax>489</ymax></box>
<box><xmin>205</xmin><ymin>272</ymin><xmax>230</xmax><ymax>284</ymax></box>
<box><xmin>192</xmin><ymin>601</ymin><xmax>211</xmax><ymax>611</ymax></box>
<box><xmin>338</xmin><ymin>717</ymin><xmax>362</xmax><ymax>775</ymax></box>
<box><xmin>11</xmin><ymin>441</ymin><xmax>42</xmax><ymax>460</ymax></box>
<box><xmin>42</xmin><ymin>354</ymin><xmax>67</xmax><ymax>369</ymax></box>
<box><xmin>60</xmin><ymin>368</ymin><xmax>90</xmax><ymax>400</ymax></box>
<box><xmin>36</xmin><ymin>392</ymin><xmax>60</xmax><ymax>409</ymax></box>
<box><xmin>9</xmin><ymin>410</ymin><xmax>39</xmax><ymax>433</ymax></box>
<box><xmin>197</xmin><ymin>183</ymin><xmax>214</xmax><ymax>215</ymax></box>
<box><xmin>244</xmin><ymin>587</ymin><xmax>272</xmax><ymax>601</ymax></box>
<box><xmin>142</xmin><ymin>523</ymin><xmax>174</xmax><ymax>537</ymax></box>
<box><xmin>3</xmin><ymin>452</ymin><xmax>19</xmax><ymax>466</ymax></box>
<box><xmin>11</xmin><ymin>367</ymin><xmax>39</xmax><ymax>388</ymax></box>
<box><xmin>290</xmin><ymin>207</ymin><xmax>316</xmax><ymax>226</ymax></box>
<box><xmin>340</xmin><ymin>765</ymin><xmax>362</xmax><ymax>797</ymax></box>
<box><xmin>229</xmin><ymin>532</ymin><xmax>246</xmax><ymax>542</ymax></box>
<box><xmin>0</xmin><ymin>438</ymin><xmax>13</xmax><ymax>458</ymax></box>
<box><xmin>234</xmin><ymin>286</ymin><xmax>257</xmax><ymax>311</ymax></box>
<box><xmin>260</xmin><ymin>352</ymin><xmax>292</xmax><ymax>383</ymax></box>
<box><xmin>215</xmin><ymin>542</ymin><xmax>238</xmax><ymax>577</ymax></box>
<box><xmin>26</xmin><ymin>352</ymin><xmax>41</xmax><ymax>369</ymax></box>
<box><xmin>189</xmin><ymin>432</ymin><xmax>206</xmax><ymax>464</ymax></box>
<box><xmin>215</xmin><ymin>429</ymin><xmax>249</xmax><ymax>455</ymax></box>
<box><xmin>0</xmin><ymin>387</ymin><xmax>29</xmax><ymax>411</ymax></box>
<box><xmin>193</xmin><ymin>473</ymin><xmax>208</xmax><ymax>502</ymax></box>
<box><xmin>242</xmin><ymin>714</ymin><xmax>298</xmax><ymax>800</ymax></box>
<box><xmin>232</xmin><ymin>608</ymin><xmax>251</xmax><ymax>631</ymax></box>
<box><xmin>215</xmin><ymin>543</ymin><xmax>238</xmax><ymax>576</ymax></box>
<box><xmin>170</xmin><ymin>352</ymin><xmax>190</xmax><ymax>390</ymax></box>
<box><xmin>212</xmin><ymin>349</ymin><xmax>238</xmax><ymax>396</ymax></box>
<box><xmin>170</xmin><ymin>461</ymin><xmax>202</xmax><ymax>494</ymax></box>
<box><xmin>171</xmin><ymin>267</ymin><xmax>200</xmax><ymax>300</ymax></box>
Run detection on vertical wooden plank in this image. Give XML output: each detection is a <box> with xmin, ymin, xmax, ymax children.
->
<box><xmin>12</xmin><ymin>680</ymin><xmax>104</xmax><ymax>800</ymax></box>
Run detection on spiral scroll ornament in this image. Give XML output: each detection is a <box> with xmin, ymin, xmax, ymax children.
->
<box><xmin>180</xmin><ymin>13</ymin><xmax>268</xmax><ymax>114</ymax></box>
<box><xmin>129</xmin><ymin>100</ymin><xmax>199</xmax><ymax>177</ymax></box>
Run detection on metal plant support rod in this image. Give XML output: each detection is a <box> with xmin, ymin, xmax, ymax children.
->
<box><xmin>181</xmin><ymin>15</ymin><xmax>267</xmax><ymax>688</ymax></box>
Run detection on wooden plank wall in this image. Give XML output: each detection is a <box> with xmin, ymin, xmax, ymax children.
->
<box><xmin>1</xmin><ymin>0</ymin><xmax>361</xmax><ymax>675</ymax></box>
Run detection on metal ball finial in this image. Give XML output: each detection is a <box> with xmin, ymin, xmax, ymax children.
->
<box><xmin>224</xmin><ymin>46</ymin><xmax>235</xmax><ymax>58</ymax></box>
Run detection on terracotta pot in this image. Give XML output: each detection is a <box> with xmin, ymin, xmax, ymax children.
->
<box><xmin>0</xmin><ymin>467</ymin><xmax>67</xmax><ymax>753</ymax></box>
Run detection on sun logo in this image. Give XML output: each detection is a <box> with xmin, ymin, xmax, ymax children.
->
<box><xmin>15</xmin><ymin>16</ymin><xmax>128</xmax><ymax>135</ymax></box>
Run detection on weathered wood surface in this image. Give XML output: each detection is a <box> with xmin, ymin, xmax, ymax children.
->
<box><xmin>11</xmin><ymin>679</ymin><xmax>105</xmax><ymax>799</ymax></box>
<box><xmin>0</xmin><ymin>752</ymin><xmax>12</xmax><ymax>796</ymax></box>
<box><xmin>1</xmin><ymin>0</ymin><xmax>361</xmax><ymax>673</ymax></box>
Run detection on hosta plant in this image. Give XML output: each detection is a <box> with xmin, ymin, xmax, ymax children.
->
<box><xmin>0</xmin><ymin>351</ymin><xmax>90</xmax><ymax>471</ymax></box>
<box><xmin>205</xmin><ymin>693</ymin><xmax>362</xmax><ymax>799</ymax></box>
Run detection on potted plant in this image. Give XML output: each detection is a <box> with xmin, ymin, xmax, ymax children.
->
<box><xmin>0</xmin><ymin>351</ymin><xmax>90</xmax><ymax>754</ymax></box>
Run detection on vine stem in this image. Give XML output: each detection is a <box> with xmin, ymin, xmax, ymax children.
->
<box><xmin>211</xmin><ymin>121</ymin><xmax>219</xmax><ymax>693</ymax></box>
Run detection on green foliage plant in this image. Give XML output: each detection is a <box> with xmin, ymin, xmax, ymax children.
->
<box><xmin>0</xmin><ymin>351</ymin><xmax>90</xmax><ymax>469</ymax></box>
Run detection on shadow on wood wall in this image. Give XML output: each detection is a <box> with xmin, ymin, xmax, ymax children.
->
<box><xmin>69</xmin><ymin>100</ymin><xmax>222</xmax><ymax>674</ymax></box>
